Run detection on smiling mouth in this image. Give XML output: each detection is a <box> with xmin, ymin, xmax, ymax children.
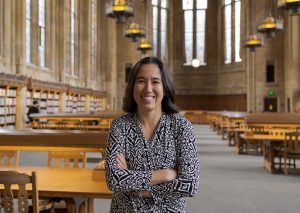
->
<box><xmin>141</xmin><ymin>95</ymin><xmax>155</xmax><ymax>100</ymax></box>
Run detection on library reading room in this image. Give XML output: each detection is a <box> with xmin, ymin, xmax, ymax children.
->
<box><xmin>0</xmin><ymin>0</ymin><xmax>300</xmax><ymax>213</ymax></box>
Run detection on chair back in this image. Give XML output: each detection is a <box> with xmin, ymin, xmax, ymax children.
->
<box><xmin>47</xmin><ymin>152</ymin><xmax>87</xmax><ymax>168</ymax></box>
<box><xmin>0</xmin><ymin>171</ymin><xmax>39</xmax><ymax>213</ymax></box>
<box><xmin>284</xmin><ymin>131</ymin><xmax>300</xmax><ymax>154</ymax></box>
<box><xmin>0</xmin><ymin>151</ymin><xmax>19</xmax><ymax>167</ymax></box>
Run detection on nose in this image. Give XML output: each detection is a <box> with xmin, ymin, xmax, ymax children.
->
<box><xmin>144</xmin><ymin>81</ymin><xmax>152</xmax><ymax>92</ymax></box>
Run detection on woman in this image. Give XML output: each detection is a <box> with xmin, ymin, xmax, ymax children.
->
<box><xmin>105</xmin><ymin>57</ymin><xmax>200</xmax><ymax>212</ymax></box>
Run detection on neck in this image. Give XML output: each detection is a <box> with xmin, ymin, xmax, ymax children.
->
<box><xmin>138</xmin><ymin>108</ymin><xmax>162</xmax><ymax>127</ymax></box>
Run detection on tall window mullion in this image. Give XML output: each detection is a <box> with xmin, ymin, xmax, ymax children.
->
<box><xmin>26</xmin><ymin>0</ymin><xmax>31</xmax><ymax>64</ymax></box>
<box><xmin>152</xmin><ymin>0</ymin><xmax>168</xmax><ymax>63</ymax></box>
<box><xmin>38</xmin><ymin>0</ymin><xmax>46</xmax><ymax>67</ymax></box>
<box><xmin>183</xmin><ymin>0</ymin><xmax>207</xmax><ymax>66</ymax></box>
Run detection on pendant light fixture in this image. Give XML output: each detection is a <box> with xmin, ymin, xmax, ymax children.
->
<box><xmin>245</xmin><ymin>0</ymin><xmax>263</xmax><ymax>51</ymax></box>
<box><xmin>106</xmin><ymin>0</ymin><xmax>134</xmax><ymax>23</ymax></box>
<box><xmin>257</xmin><ymin>0</ymin><xmax>283</xmax><ymax>38</ymax></box>
<box><xmin>137</xmin><ymin>38</ymin><xmax>152</xmax><ymax>54</ymax></box>
<box><xmin>277</xmin><ymin>0</ymin><xmax>300</xmax><ymax>15</ymax></box>
<box><xmin>124</xmin><ymin>22</ymin><xmax>146</xmax><ymax>42</ymax></box>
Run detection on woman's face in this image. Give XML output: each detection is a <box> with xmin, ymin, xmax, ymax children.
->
<box><xmin>133</xmin><ymin>64</ymin><xmax>164</xmax><ymax>114</ymax></box>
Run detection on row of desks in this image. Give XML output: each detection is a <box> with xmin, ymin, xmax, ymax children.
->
<box><xmin>0</xmin><ymin>167</ymin><xmax>111</xmax><ymax>213</ymax></box>
<box><xmin>0</xmin><ymin>129</ymin><xmax>112</xmax><ymax>213</ymax></box>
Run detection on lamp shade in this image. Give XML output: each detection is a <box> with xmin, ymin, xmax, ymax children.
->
<box><xmin>106</xmin><ymin>0</ymin><xmax>134</xmax><ymax>23</ymax></box>
<box><xmin>137</xmin><ymin>38</ymin><xmax>152</xmax><ymax>54</ymax></box>
<box><xmin>244</xmin><ymin>34</ymin><xmax>263</xmax><ymax>51</ymax></box>
<box><xmin>257</xmin><ymin>16</ymin><xmax>283</xmax><ymax>37</ymax></box>
<box><xmin>124</xmin><ymin>23</ymin><xmax>146</xmax><ymax>42</ymax></box>
<box><xmin>278</xmin><ymin>0</ymin><xmax>300</xmax><ymax>15</ymax></box>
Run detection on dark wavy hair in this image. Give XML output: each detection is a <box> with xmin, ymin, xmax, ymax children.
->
<box><xmin>122</xmin><ymin>57</ymin><xmax>180</xmax><ymax>114</ymax></box>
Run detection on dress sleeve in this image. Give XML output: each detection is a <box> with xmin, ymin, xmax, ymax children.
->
<box><xmin>105</xmin><ymin>119</ymin><xmax>152</xmax><ymax>192</ymax></box>
<box><xmin>150</xmin><ymin>119</ymin><xmax>200</xmax><ymax>199</ymax></box>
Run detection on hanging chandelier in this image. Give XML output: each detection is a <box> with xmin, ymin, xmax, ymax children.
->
<box><xmin>245</xmin><ymin>35</ymin><xmax>263</xmax><ymax>52</ymax></box>
<box><xmin>257</xmin><ymin>16</ymin><xmax>283</xmax><ymax>37</ymax></box>
<box><xmin>106</xmin><ymin>0</ymin><xmax>134</xmax><ymax>23</ymax></box>
<box><xmin>137</xmin><ymin>38</ymin><xmax>152</xmax><ymax>54</ymax></box>
<box><xmin>278</xmin><ymin>0</ymin><xmax>300</xmax><ymax>15</ymax></box>
<box><xmin>124</xmin><ymin>22</ymin><xmax>146</xmax><ymax>42</ymax></box>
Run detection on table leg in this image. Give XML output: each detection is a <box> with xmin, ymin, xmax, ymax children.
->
<box><xmin>87</xmin><ymin>198</ymin><xmax>94</xmax><ymax>213</ymax></box>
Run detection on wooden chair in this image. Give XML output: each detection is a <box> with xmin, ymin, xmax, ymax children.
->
<box><xmin>47</xmin><ymin>151</ymin><xmax>87</xmax><ymax>168</ymax></box>
<box><xmin>0</xmin><ymin>150</ymin><xmax>19</xmax><ymax>167</ymax></box>
<box><xmin>47</xmin><ymin>152</ymin><xmax>87</xmax><ymax>213</ymax></box>
<box><xmin>284</xmin><ymin>131</ymin><xmax>300</xmax><ymax>175</ymax></box>
<box><xmin>0</xmin><ymin>170</ymin><xmax>39</xmax><ymax>213</ymax></box>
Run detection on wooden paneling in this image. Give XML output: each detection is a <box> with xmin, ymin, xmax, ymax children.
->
<box><xmin>175</xmin><ymin>94</ymin><xmax>247</xmax><ymax>111</ymax></box>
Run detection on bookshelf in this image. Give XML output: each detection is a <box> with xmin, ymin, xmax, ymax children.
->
<box><xmin>0</xmin><ymin>73</ymin><xmax>27</xmax><ymax>129</ymax></box>
<box><xmin>27</xmin><ymin>78</ymin><xmax>67</xmax><ymax>114</ymax></box>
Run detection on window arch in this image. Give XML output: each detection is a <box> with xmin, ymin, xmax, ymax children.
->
<box><xmin>182</xmin><ymin>0</ymin><xmax>207</xmax><ymax>66</ymax></box>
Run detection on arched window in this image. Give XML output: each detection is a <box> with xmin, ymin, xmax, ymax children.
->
<box><xmin>224</xmin><ymin>0</ymin><xmax>241</xmax><ymax>64</ymax></box>
<box><xmin>26</xmin><ymin>0</ymin><xmax>31</xmax><ymax>64</ymax></box>
<box><xmin>182</xmin><ymin>0</ymin><xmax>207</xmax><ymax>66</ymax></box>
<box><xmin>152</xmin><ymin>0</ymin><xmax>168</xmax><ymax>63</ymax></box>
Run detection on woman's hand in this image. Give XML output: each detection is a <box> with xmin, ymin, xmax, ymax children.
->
<box><xmin>116</xmin><ymin>153</ymin><xmax>128</xmax><ymax>169</ymax></box>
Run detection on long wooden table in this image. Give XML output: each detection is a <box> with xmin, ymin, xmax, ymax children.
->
<box><xmin>240</xmin><ymin>134</ymin><xmax>284</xmax><ymax>174</ymax></box>
<box><xmin>0</xmin><ymin>129</ymin><xmax>108</xmax><ymax>149</ymax></box>
<box><xmin>0</xmin><ymin>167</ymin><xmax>112</xmax><ymax>213</ymax></box>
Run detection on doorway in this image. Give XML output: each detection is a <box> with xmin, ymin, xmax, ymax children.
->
<box><xmin>264</xmin><ymin>98</ymin><xmax>277</xmax><ymax>112</ymax></box>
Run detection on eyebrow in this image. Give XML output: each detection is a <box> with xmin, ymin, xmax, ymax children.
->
<box><xmin>136</xmin><ymin>76</ymin><xmax>162</xmax><ymax>81</ymax></box>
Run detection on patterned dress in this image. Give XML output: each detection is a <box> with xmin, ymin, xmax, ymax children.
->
<box><xmin>105</xmin><ymin>112</ymin><xmax>200</xmax><ymax>213</ymax></box>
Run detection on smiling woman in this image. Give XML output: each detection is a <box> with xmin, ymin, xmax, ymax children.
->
<box><xmin>105</xmin><ymin>57</ymin><xmax>200</xmax><ymax>213</ymax></box>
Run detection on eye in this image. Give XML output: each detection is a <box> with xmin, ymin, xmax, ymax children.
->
<box><xmin>136</xmin><ymin>79</ymin><xmax>145</xmax><ymax>84</ymax></box>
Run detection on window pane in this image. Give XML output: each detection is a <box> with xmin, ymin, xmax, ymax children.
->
<box><xmin>26</xmin><ymin>20</ymin><xmax>31</xmax><ymax>63</ymax></box>
<box><xmin>161</xmin><ymin>0</ymin><xmax>167</xmax><ymax>8</ymax></box>
<box><xmin>224</xmin><ymin>0</ymin><xmax>231</xmax><ymax>5</ymax></box>
<box><xmin>161</xmin><ymin>31</ymin><xmax>167</xmax><ymax>62</ymax></box>
<box><xmin>152</xmin><ymin>0</ymin><xmax>158</xmax><ymax>6</ymax></box>
<box><xmin>183</xmin><ymin>0</ymin><xmax>193</xmax><ymax>10</ymax></box>
<box><xmin>224</xmin><ymin>4</ymin><xmax>231</xmax><ymax>64</ymax></box>
<box><xmin>161</xmin><ymin>8</ymin><xmax>167</xmax><ymax>62</ymax></box>
<box><xmin>184</xmin><ymin>10</ymin><xmax>193</xmax><ymax>64</ymax></box>
<box><xmin>196</xmin><ymin>0</ymin><xmax>207</xmax><ymax>9</ymax></box>
<box><xmin>26</xmin><ymin>0</ymin><xmax>31</xmax><ymax>63</ymax></box>
<box><xmin>152</xmin><ymin>6</ymin><xmax>158</xmax><ymax>56</ymax></box>
<box><xmin>38</xmin><ymin>0</ymin><xmax>45</xmax><ymax>26</ymax></box>
<box><xmin>196</xmin><ymin>10</ymin><xmax>206</xmax><ymax>65</ymax></box>
<box><xmin>26</xmin><ymin>0</ymin><xmax>31</xmax><ymax>19</ymax></box>
<box><xmin>235</xmin><ymin>1</ymin><xmax>241</xmax><ymax>62</ymax></box>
